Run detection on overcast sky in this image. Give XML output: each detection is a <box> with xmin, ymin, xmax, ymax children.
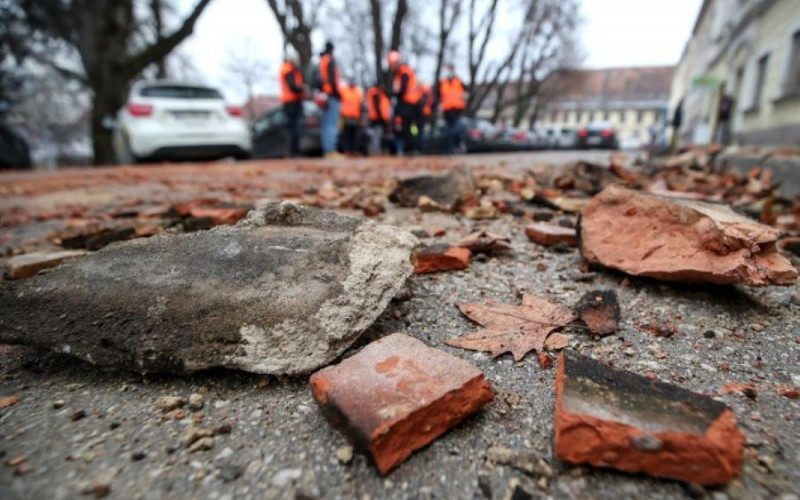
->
<box><xmin>178</xmin><ymin>0</ymin><xmax>703</xmax><ymax>103</ymax></box>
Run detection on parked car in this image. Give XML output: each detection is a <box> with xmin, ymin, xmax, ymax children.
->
<box><xmin>113</xmin><ymin>81</ymin><xmax>251</xmax><ymax>163</ymax></box>
<box><xmin>619</xmin><ymin>133</ymin><xmax>642</xmax><ymax>150</ymax></box>
<box><xmin>251</xmin><ymin>101</ymin><xmax>322</xmax><ymax>158</ymax></box>
<box><xmin>0</xmin><ymin>122</ymin><xmax>32</xmax><ymax>169</ymax></box>
<box><xmin>577</xmin><ymin>121</ymin><xmax>618</xmax><ymax>149</ymax></box>
<box><xmin>461</xmin><ymin>118</ymin><xmax>501</xmax><ymax>153</ymax></box>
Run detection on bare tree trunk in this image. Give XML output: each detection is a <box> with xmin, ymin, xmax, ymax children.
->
<box><xmin>389</xmin><ymin>0</ymin><xmax>408</xmax><ymax>51</ymax></box>
<box><xmin>433</xmin><ymin>0</ymin><xmax>461</xmax><ymax>112</ymax></box>
<box><xmin>265</xmin><ymin>0</ymin><xmax>316</xmax><ymax>71</ymax></box>
<box><xmin>466</xmin><ymin>0</ymin><xmax>499</xmax><ymax>115</ymax></box>
<box><xmin>150</xmin><ymin>0</ymin><xmax>168</xmax><ymax>78</ymax></box>
<box><xmin>368</xmin><ymin>0</ymin><xmax>385</xmax><ymax>85</ymax></box>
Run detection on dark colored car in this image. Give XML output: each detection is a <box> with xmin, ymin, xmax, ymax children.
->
<box><xmin>577</xmin><ymin>121</ymin><xmax>618</xmax><ymax>149</ymax></box>
<box><xmin>251</xmin><ymin>101</ymin><xmax>322</xmax><ymax>158</ymax></box>
<box><xmin>460</xmin><ymin>118</ymin><xmax>501</xmax><ymax>153</ymax></box>
<box><xmin>252</xmin><ymin>101</ymin><xmax>374</xmax><ymax>158</ymax></box>
<box><xmin>0</xmin><ymin>122</ymin><xmax>32</xmax><ymax>169</ymax></box>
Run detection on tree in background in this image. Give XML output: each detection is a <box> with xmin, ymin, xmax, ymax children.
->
<box><xmin>5</xmin><ymin>0</ymin><xmax>213</xmax><ymax>165</ymax></box>
<box><xmin>264</xmin><ymin>0</ymin><xmax>324</xmax><ymax>72</ymax></box>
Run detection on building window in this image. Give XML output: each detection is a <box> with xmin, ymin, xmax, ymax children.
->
<box><xmin>576</xmin><ymin>110</ymin><xmax>582</xmax><ymax>123</ymax></box>
<box><xmin>550</xmin><ymin>110</ymin><xmax>557</xmax><ymax>122</ymax></box>
<box><xmin>637</xmin><ymin>110</ymin><xmax>644</xmax><ymax>123</ymax></box>
<box><xmin>786</xmin><ymin>30</ymin><xmax>800</xmax><ymax>93</ymax></box>
<box><xmin>619</xmin><ymin>111</ymin><xmax>626</xmax><ymax>123</ymax></box>
<box><xmin>603</xmin><ymin>110</ymin><xmax>609</xmax><ymax>120</ymax></box>
<box><xmin>752</xmin><ymin>53</ymin><xmax>769</xmax><ymax>108</ymax></box>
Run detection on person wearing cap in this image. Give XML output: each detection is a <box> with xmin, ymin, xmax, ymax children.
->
<box><xmin>439</xmin><ymin>63</ymin><xmax>467</xmax><ymax>154</ymax></box>
<box><xmin>366</xmin><ymin>80</ymin><xmax>391</xmax><ymax>155</ymax></box>
<box><xmin>387</xmin><ymin>50</ymin><xmax>421</xmax><ymax>156</ymax></box>
<box><xmin>339</xmin><ymin>75</ymin><xmax>364</xmax><ymax>155</ymax></box>
<box><xmin>279</xmin><ymin>49</ymin><xmax>305</xmax><ymax>157</ymax></box>
<box><xmin>318</xmin><ymin>41</ymin><xmax>343</xmax><ymax>158</ymax></box>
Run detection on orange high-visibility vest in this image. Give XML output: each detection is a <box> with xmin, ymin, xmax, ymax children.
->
<box><xmin>420</xmin><ymin>85</ymin><xmax>433</xmax><ymax>117</ymax></box>
<box><xmin>393</xmin><ymin>64</ymin><xmax>421</xmax><ymax>104</ymax></box>
<box><xmin>340</xmin><ymin>84</ymin><xmax>363</xmax><ymax>120</ymax></box>
<box><xmin>439</xmin><ymin>76</ymin><xmax>466</xmax><ymax>111</ymax></box>
<box><xmin>279</xmin><ymin>62</ymin><xmax>304</xmax><ymax>103</ymax></box>
<box><xmin>366</xmin><ymin>86</ymin><xmax>390</xmax><ymax>122</ymax></box>
<box><xmin>319</xmin><ymin>54</ymin><xmax>340</xmax><ymax>95</ymax></box>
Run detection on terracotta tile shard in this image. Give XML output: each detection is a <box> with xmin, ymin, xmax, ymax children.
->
<box><xmin>455</xmin><ymin>230</ymin><xmax>512</xmax><ymax>253</ymax></box>
<box><xmin>554</xmin><ymin>352</ymin><xmax>745</xmax><ymax>485</ymax></box>
<box><xmin>579</xmin><ymin>185</ymin><xmax>798</xmax><ymax>286</ymax></box>
<box><xmin>525</xmin><ymin>223</ymin><xmax>577</xmax><ymax>247</ymax></box>
<box><xmin>310</xmin><ymin>333</ymin><xmax>493</xmax><ymax>474</ymax></box>
<box><xmin>575</xmin><ymin>290</ymin><xmax>620</xmax><ymax>335</ymax></box>
<box><xmin>5</xmin><ymin>250</ymin><xmax>87</xmax><ymax>279</ymax></box>
<box><xmin>0</xmin><ymin>395</ymin><xmax>19</xmax><ymax>408</ymax></box>
<box><xmin>413</xmin><ymin>244</ymin><xmax>471</xmax><ymax>274</ymax></box>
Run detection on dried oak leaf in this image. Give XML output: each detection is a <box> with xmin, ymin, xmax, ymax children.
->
<box><xmin>455</xmin><ymin>230</ymin><xmax>512</xmax><ymax>253</ymax></box>
<box><xmin>446</xmin><ymin>294</ymin><xmax>576</xmax><ymax>361</ymax></box>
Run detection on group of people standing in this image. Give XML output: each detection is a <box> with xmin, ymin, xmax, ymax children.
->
<box><xmin>279</xmin><ymin>41</ymin><xmax>467</xmax><ymax>158</ymax></box>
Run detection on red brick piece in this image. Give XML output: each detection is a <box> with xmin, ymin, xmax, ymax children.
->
<box><xmin>5</xmin><ymin>250</ymin><xmax>87</xmax><ymax>280</ymax></box>
<box><xmin>413</xmin><ymin>244</ymin><xmax>471</xmax><ymax>274</ymax></box>
<box><xmin>525</xmin><ymin>223</ymin><xmax>577</xmax><ymax>246</ymax></box>
<box><xmin>310</xmin><ymin>333</ymin><xmax>493</xmax><ymax>474</ymax></box>
<box><xmin>554</xmin><ymin>352</ymin><xmax>744</xmax><ymax>485</ymax></box>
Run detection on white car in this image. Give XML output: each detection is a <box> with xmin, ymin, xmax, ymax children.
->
<box><xmin>113</xmin><ymin>81</ymin><xmax>251</xmax><ymax>163</ymax></box>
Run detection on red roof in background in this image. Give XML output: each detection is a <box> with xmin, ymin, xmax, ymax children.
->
<box><xmin>549</xmin><ymin>66</ymin><xmax>675</xmax><ymax>104</ymax></box>
<box><xmin>243</xmin><ymin>95</ymin><xmax>281</xmax><ymax>121</ymax></box>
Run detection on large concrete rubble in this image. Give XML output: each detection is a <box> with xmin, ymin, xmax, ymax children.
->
<box><xmin>0</xmin><ymin>202</ymin><xmax>417</xmax><ymax>375</ymax></box>
<box><xmin>579</xmin><ymin>185</ymin><xmax>798</xmax><ymax>286</ymax></box>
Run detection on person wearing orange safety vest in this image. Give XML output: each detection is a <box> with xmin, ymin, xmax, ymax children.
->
<box><xmin>366</xmin><ymin>81</ymin><xmax>391</xmax><ymax>155</ymax></box>
<box><xmin>339</xmin><ymin>77</ymin><xmax>363</xmax><ymax>155</ymax></box>
<box><xmin>439</xmin><ymin>63</ymin><xmax>468</xmax><ymax>154</ymax></box>
<box><xmin>416</xmin><ymin>83</ymin><xmax>434</xmax><ymax>154</ymax></box>
<box><xmin>318</xmin><ymin>41</ymin><xmax>342</xmax><ymax>157</ymax></box>
<box><xmin>387</xmin><ymin>50</ymin><xmax>421</xmax><ymax>155</ymax></box>
<box><xmin>279</xmin><ymin>51</ymin><xmax>306</xmax><ymax>157</ymax></box>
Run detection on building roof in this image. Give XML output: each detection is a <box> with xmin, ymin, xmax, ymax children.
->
<box><xmin>547</xmin><ymin>66</ymin><xmax>675</xmax><ymax>107</ymax></box>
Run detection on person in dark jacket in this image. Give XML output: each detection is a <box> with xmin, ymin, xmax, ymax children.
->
<box><xmin>387</xmin><ymin>50</ymin><xmax>421</xmax><ymax>155</ymax></box>
<box><xmin>279</xmin><ymin>50</ymin><xmax>305</xmax><ymax>157</ymax></box>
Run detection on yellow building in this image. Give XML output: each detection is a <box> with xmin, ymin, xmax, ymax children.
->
<box><xmin>536</xmin><ymin>67</ymin><xmax>674</xmax><ymax>146</ymax></box>
<box><xmin>671</xmin><ymin>0</ymin><xmax>800</xmax><ymax>146</ymax></box>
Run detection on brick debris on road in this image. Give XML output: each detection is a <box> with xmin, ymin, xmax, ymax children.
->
<box><xmin>0</xmin><ymin>149</ymin><xmax>799</xmax><ymax>500</ymax></box>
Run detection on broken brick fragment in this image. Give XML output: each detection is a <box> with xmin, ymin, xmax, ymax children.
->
<box><xmin>5</xmin><ymin>250</ymin><xmax>87</xmax><ymax>280</ymax></box>
<box><xmin>579</xmin><ymin>185</ymin><xmax>798</xmax><ymax>286</ymax></box>
<box><xmin>185</xmin><ymin>207</ymin><xmax>249</xmax><ymax>226</ymax></box>
<box><xmin>554</xmin><ymin>352</ymin><xmax>744</xmax><ymax>485</ymax></box>
<box><xmin>525</xmin><ymin>223</ymin><xmax>577</xmax><ymax>247</ymax></box>
<box><xmin>310</xmin><ymin>333</ymin><xmax>493</xmax><ymax>474</ymax></box>
<box><xmin>390</xmin><ymin>169</ymin><xmax>478</xmax><ymax>212</ymax></box>
<box><xmin>575</xmin><ymin>290</ymin><xmax>620</xmax><ymax>335</ymax></box>
<box><xmin>413</xmin><ymin>244</ymin><xmax>471</xmax><ymax>274</ymax></box>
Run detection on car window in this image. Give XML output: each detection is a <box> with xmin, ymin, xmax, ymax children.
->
<box><xmin>253</xmin><ymin>113</ymin><xmax>272</xmax><ymax>134</ymax></box>
<box><xmin>139</xmin><ymin>85</ymin><xmax>222</xmax><ymax>99</ymax></box>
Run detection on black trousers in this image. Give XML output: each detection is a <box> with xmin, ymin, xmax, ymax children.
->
<box><xmin>395</xmin><ymin>101</ymin><xmax>417</xmax><ymax>154</ymax></box>
<box><xmin>283</xmin><ymin>101</ymin><xmax>303</xmax><ymax>157</ymax></box>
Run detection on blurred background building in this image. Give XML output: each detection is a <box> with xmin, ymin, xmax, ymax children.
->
<box><xmin>670</xmin><ymin>0</ymin><xmax>800</xmax><ymax>146</ymax></box>
<box><xmin>534</xmin><ymin>66</ymin><xmax>674</xmax><ymax>146</ymax></box>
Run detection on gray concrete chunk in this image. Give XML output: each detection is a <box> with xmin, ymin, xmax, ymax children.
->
<box><xmin>0</xmin><ymin>202</ymin><xmax>418</xmax><ymax>375</ymax></box>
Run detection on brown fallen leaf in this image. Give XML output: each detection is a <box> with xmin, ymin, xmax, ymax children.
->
<box><xmin>446</xmin><ymin>294</ymin><xmax>576</xmax><ymax>361</ymax></box>
<box><xmin>455</xmin><ymin>230</ymin><xmax>512</xmax><ymax>253</ymax></box>
<box><xmin>0</xmin><ymin>395</ymin><xmax>19</xmax><ymax>409</ymax></box>
<box><xmin>544</xmin><ymin>332</ymin><xmax>570</xmax><ymax>351</ymax></box>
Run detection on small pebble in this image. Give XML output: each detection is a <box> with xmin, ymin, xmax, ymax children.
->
<box><xmin>70</xmin><ymin>410</ymin><xmax>86</xmax><ymax>422</ymax></box>
<box><xmin>335</xmin><ymin>445</ymin><xmax>354</xmax><ymax>464</ymax></box>
<box><xmin>703</xmin><ymin>330</ymin><xmax>716</xmax><ymax>339</ymax></box>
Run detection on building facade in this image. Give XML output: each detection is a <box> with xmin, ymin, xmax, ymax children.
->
<box><xmin>535</xmin><ymin>66</ymin><xmax>674</xmax><ymax>145</ymax></box>
<box><xmin>670</xmin><ymin>0</ymin><xmax>800</xmax><ymax>146</ymax></box>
